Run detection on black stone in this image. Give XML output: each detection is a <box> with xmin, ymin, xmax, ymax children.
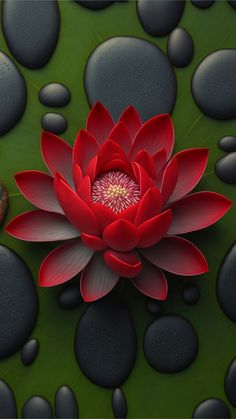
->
<box><xmin>144</xmin><ymin>315</ymin><xmax>198</xmax><ymax>373</ymax></box>
<box><xmin>74</xmin><ymin>294</ymin><xmax>137</xmax><ymax>388</ymax></box>
<box><xmin>22</xmin><ymin>396</ymin><xmax>53</xmax><ymax>419</ymax></box>
<box><xmin>75</xmin><ymin>0</ymin><xmax>114</xmax><ymax>10</ymax></box>
<box><xmin>112</xmin><ymin>388</ymin><xmax>127</xmax><ymax>419</ymax></box>
<box><xmin>192</xmin><ymin>49</ymin><xmax>236</xmax><ymax>120</ymax></box>
<box><xmin>41</xmin><ymin>113</ymin><xmax>68</xmax><ymax>135</ymax></box>
<box><xmin>217</xmin><ymin>243</ymin><xmax>236</xmax><ymax>322</ymax></box>
<box><xmin>57</xmin><ymin>284</ymin><xmax>82</xmax><ymax>310</ymax></box>
<box><xmin>192</xmin><ymin>398</ymin><xmax>231</xmax><ymax>418</ymax></box>
<box><xmin>225</xmin><ymin>357</ymin><xmax>236</xmax><ymax>407</ymax></box>
<box><xmin>137</xmin><ymin>0</ymin><xmax>185</xmax><ymax>37</ymax></box>
<box><xmin>218</xmin><ymin>136</ymin><xmax>236</xmax><ymax>152</ymax></box>
<box><xmin>39</xmin><ymin>83</ymin><xmax>71</xmax><ymax>108</ymax></box>
<box><xmin>146</xmin><ymin>299</ymin><xmax>161</xmax><ymax>316</ymax></box>
<box><xmin>55</xmin><ymin>385</ymin><xmax>79</xmax><ymax>418</ymax></box>
<box><xmin>2</xmin><ymin>0</ymin><xmax>60</xmax><ymax>69</ymax></box>
<box><xmin>0</xmin><ymin>379</ymin><xmax>17</xmax><ymax>419</ymax></box>
<box><xmin>181</xmin><ymin>283</ymin><xmax>200</xmax><ymax>305</ymax></box>
<box><xmin>191</xmin><ymin>0</ymin><xmax>214</xmax><ymax>8</ymax></box>
<box><xmin>215</xmin><ymin>152</ymin><xmax>236</xmax><ymax>184</ymax></box>
<box><xmin>228</xmin><ymin>1</ymin><xmax>236</xmax><ymax>10</ymax></box>
<box><xmin>167</xmin><ymin>27</ymin><xmax>194</xmax><ymax>68</ymax></box>
<box><xmin>85</xmin><ymin>36</ymin><xmax>177</xmax><ymax>121</ymax></box>
<box><xmin>0</xmin><ymin>246</ymin><xmax>38</xmax><ymax>359</ymax></box>
<box><xmin>21</xmin><ymin>338</ymin><xmax>39</xmax><ymax>366</ymax></box>
<box><xmin>0</xmin><ymin>182</ymin><xmax>8</xmax><ymax>225</ymax></box>
<box><xmin>0</xmin><ymin>51</ymin><xmax>26</xmax><ymax>136</ymax></box>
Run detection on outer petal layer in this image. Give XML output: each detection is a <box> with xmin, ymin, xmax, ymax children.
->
<box><xmin>86</xmin><ymin>102</ymin><xmax>114</xmax><ymax>144</ymax></box>
<box><xmin>132</xmin><ymin>261</ymin><xmax>167</xmax><ymax>300</ymax></box>
<box><xmin>104</xmin><ymin>249</ymin><xmax>141</xmax><ymax>278</ymax></box>
<box><xmin>73</xmin><ymin>129</ymin><xmax>98</xmax><ymax>175</ymax></box>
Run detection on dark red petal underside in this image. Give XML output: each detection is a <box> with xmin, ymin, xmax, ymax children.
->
<box><xmin>132</xmin><ymin>260</ymin><xmax>168</xmax><ymax>300</ymax></box>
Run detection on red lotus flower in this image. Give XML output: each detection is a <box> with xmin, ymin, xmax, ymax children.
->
<box><xmin>6</xmin><ymin>103</ymin><xmax>232</xmax><ymax>302</ymax></box>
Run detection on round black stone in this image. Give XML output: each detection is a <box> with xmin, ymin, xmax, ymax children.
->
<box><xmin>74</xmin><ymin>294</ymin><xmax>137</xmax><ymax>388</ymax></box>
<box><xmin>57</xmin><ymin>284</ymin><xmax>82</xmax><ymax>310</ymax></box>
<box><xmin>225</xmin><ymin>357</ymin><xmax>236</xmax><ymax>407</ymax></box>
<box><xmin>191</xmin><ymin>0</ymin><xmax>215</xmax><ymax>8</ymax></box>
<box><xmin>84</xmin><ymin>36</ymin><xmax>177</xmax><ymax>121</ymax></box>
<box><xmin>112</xmin><ymin>388</ymin><xmax>127</xmax><ymax>419</ymax></box>
<box><xmin>181</xmin><ymin>283</ymin><xmax>200</xmax><ymax>305</ymax></box>
<box><xmin>22</xmin><ymin>396</ymin><xmax>53</xmax><ymax>419</ymax></box>
<box><xmin>137</xmin><ymin>0</ymin><xmax>185</xmax><ymax>37</ymax></box>
<box><xmin>39</xmin><ymin>83</ymin><xmax>71</xmax><ymax>108</ymax></box>
<box><xmin>192</xmin><ymin>398</ymin><xmax>231</xmax><ymax>418</ymax></box>
<box><xmin>21</xmin><ymin>338</ymin><xmax>39</xmax><ymax>366</ymax></box>
<box><xmin>218</xmin><ymin>136</ymin><xmax>236</xmax><ymax>152</ymax></box>
<box><xmin>0</xmin><ymin>379</ymin><xmax>17</xmax><ymax>419</ymax></box>
<box><xmin>167</xmin><ymin>27</ymin><xmax>194</xmax><ymax>68</ymax></box>
<box><xmin>192</xmin><ymin>49</ymin><xmax>236</xmax><ymax>120</ymax></box>
<box><xmin>41</xmin><ymin>113</ymin><xmax>68</xmax><ymax>135</ymax></box>
<box><xmin>215</xmin><ymin>152</ymin><xmax>236</xmax><ymax>184</ymax></box>
<box><xmin>75</xmin><ymin>0</ymin><xmax>114</xmax><ymax>9</ymax></box>
<box><xmin>0</xmin><ymin>51</ymin><xmax>26</xmax><ymax>136</ymax></box>
<box><xmin>55</xmin><ymin>385</ymin><xmax>79</xmax><ymax>419</ymax></box>
<box><xmin>146</xmin><ymin>299</ymin><xmax>162</xmax><ymax>316</ymax></box>
<box><xmin>0</xmin><ymin>182</ymin><xmax>8</xmax><ymax>225</ymax></box>
<box><xmin>144</xmin><ymin>315</ymin><xmax>198</xmax><ymax>373</ymax></box>
<box><xmin>0</xmin><ymin>246</ymin><xmax>38</xmax><ymax>360</ymax></box>
<box><xmin>2</xmin><ymin>0</ymin><xmax>60</xmax><ymax>69</ymax></box>
<box><xmin>217</xmin><ymin>243</ymin><xmax>236</xmax><ymax>322</ymax></box>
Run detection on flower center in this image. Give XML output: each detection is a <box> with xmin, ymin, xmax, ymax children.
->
<box><xmin>91</xmin><ymin>171</ymin><xmax>140</xmax><ymax>213</ymax></box>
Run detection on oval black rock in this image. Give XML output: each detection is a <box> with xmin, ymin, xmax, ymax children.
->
<box><xmin>146</xmin><ymin>299</ymin><xmax>162</xmax><ymax>316</ymax></box>
<box><xmin>75</xmin><ymin>0</ymin><xmax>114</xmax><ymax>9</ymax></box>
<box><xmin>39</xmin><ymin>83</ymin><xmax>71</xmax><ymax>108</ymax></box>
<box><xmin>0</xmin><ymin>379</ymin><xmax>17</xmax><ymax>419</ymax></box>
<box><xmin>167</xmin><ymin>27</ymin><xmax>194</xmax><ymax>68</ymax></box>
<box><xmin>41</xmin><ymin>113</ymin><xmax>68</xmax><ymax>135</ymax></box>
<box><xmin>225</xmin><ymin>357</ymin><xmax>236</xmax><ymax>407</ymax></box>
<box><xmin>55</xmin><ymin>385</ymin><xmax>79</xmax><ymax>419</ymax></box>
<box><xmin>2</xmin><ymin>0</ymin><xmax>60</xmax><ymax>69</ymax></box>
<box><xmin>181</xmin><ymin>283</ymin><xmax>200</xmax><ymax>305</ymax></box>
<box><xmin>215</xmin><ymin>152</ymin><xmax>236</xmax><ymax>184</ymax></box>
<box><xmin>85</xmin><ymin>36</ymin><xmax>177</xmax><ymax>121</ymax></box>
<box><xmin>218</xmin><ymin>136</ymin><xmax>236</xmax><ymax>152</ymax></box>
<box><xmin>0</xmin><ymin>246</ymin><xmax>38</xmax><ymax>359</ymax></box>
<box><xmin>21</xmin><ymin>338</ymin><xmax>39</xmax><ymax>366</ymax></box>
<box><xmin>217</xmin><ymin>243</ymin><xmax>236</xmax><ymax>322</ymax></box>
<box><xmin>144</xmin><ymin>315</ymin><xmax>198</xmax><ymax>373</ymax></box>
<box><xmin>192</xmin><ymin>49</ymin><xmax>236</xmax><ymax>120</ymax></box>
<box><xmin>0</xmin><ymin>51</ymin><xmax>26</xmax><ymax>136</ymax></box>
<box><xmin>75</xmin><ymin>294</ymin><xmax>137</xmax><ymax>388</ymax></box>
<box><xmin>57</xmin><ymin>284</ymin><xmax>82</xmax><ymax>310</ymax></box>
<box><xmin>22</xmin><ymin>396</ymin><xmax>53</xmax><ymax>419</ymax></box>
<box><xmin>137</xmin><ymin>0</ymin><xmax>185</xmax><ymax>37</ymax></box>
<box><xmin>192</xmin><ymin>398</ymin><xmax>231</xmax><ymax>418</ymax></box>
<box><xmin>112</xmin><ymin>388</ymin><xmax>127</xmax><ymax>419</ymax></box>
<box><xmin>191</xmin><ymin>0</ymin><xmax>215</xmax><ymax>8</ymax></box>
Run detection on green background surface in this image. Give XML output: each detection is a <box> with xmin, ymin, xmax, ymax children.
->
<box><xmin>1</xmin><ymin>0</ymin><xmax>236</xmax><ymax>417</ymax></box>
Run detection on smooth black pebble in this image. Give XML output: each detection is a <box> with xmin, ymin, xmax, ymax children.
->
<box><xmin>215</xmin><ymin>152</ymin><xmax>236</xmax><ymax>184</ymax></box>
<box><xmin>217</xmin><ymin>243</ymin><xmax>236</xmax><ymax>322</ymax></box>
<box><xmin>0</xmin><ymin>51</ymin><xmax>26</xmax><ymax>136</ymax></box>
<box><xmin>181</xmin><ymin>283</ymin><xmax>200</xmax><ymax>305</ymax></box>
<box><xmin>0</xmin><ymin>182</ymin><xmax>8</xmax><ymax>225</ymax></box>
<box><xmin>2</xmin><ymin>0</ymin><xmax>60</xmax><ymax>69</ymax></box>
<box><xmin>218</xmin><ymin>136</ymin><xmax>236</xmax><ymax>152</ymax></box>
<box><xmin>192</xmin><ymin>49</ymin><xmax>236</xmax><ymax>120</ymax></box>
<box><xmin>146</xmin><ymin>299</ymin><xmax>161</xmax><ymax>316</ymax></box>
<box><xmin>21</xmin><ymin>338</ymin><xmax>39</xmax><ymax>366</ymax></box>
<box><xmin>112</xmin><ymin>388</ymin><xmax>127</xmax><ymax>419</ymax></box>
<box><xmin>0</xmin><ymin>379</ymin><xmax>17</xmax><ymax>419</ymax></box>
<box><xmin>75</xmin><ymin>0</ymin><xmax>114</xmax><ymax>9</ymax></box>
<box><xmin>137</xmin><ymin>0</ymin><xmax>185</xmax><ymax>37</ymax></box>
<box><xmin>55</xmin><ymin>385</ymin><xmax>79</xmax><ymax>419</ymax></box>
<box><xmin>75</xmin><ymin>294</ymin><xmax>137</xmax><ymax>388</ymax></box>
<box><xmin>85</xmin><ymin>36</ymin><xmax>177</xmax><ymax>121</ymax></box>
<box><xmin>39</xmin><ymin>83</ymin><xmax>71</xmax><ymax>108</ymax></box>
<box><xmin>0</xmin><ymin>246</ymin><xmax>38</xmax><ymax>359</ymax></box>
<box><xmin>225</xmin><ymin>357</ymin><xmax>236</xmax><ymax>407</ymax></box>
<box><xmin>192</xmin><ymin>398</ymin><xmax>231</xmax><ymax>418</ymax></box>
<box><xmin>191</xmin><ymin>0</ymin><xmax>215</xmax><ymax>8</ymax></box>
<box><xmin>167</xmin><ymin>27</ymin><xmax>194</xmax><ymax>68</ymax></box>
<box><xmin>22</xmin><ymin>396</ymin><xmax>53</xmax><ymax>419</ymax></box>
<box><xmin>144</xmin><ymin>315</ymin><xmax>198</xmax><ymax>373</ymax></box>
<box><xmin>57</xmin><ymin>284</ymin><xmax>82</xmax><ymax>310</ymax></box>
<box><xmin>41</xmin><ymin>113</ymin><xmax>68</xmax><ymax>135</ymax></box>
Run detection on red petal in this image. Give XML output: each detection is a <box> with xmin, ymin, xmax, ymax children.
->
<box><xmin>39</xmin><ymin>239</ymin><xmax>93</xmax><ymax>287</ymax></box>
<box><xmin>130</xmin><ymin>114</ymin><xmax>174</xmax><ymax>159</ymax></box>
<box><xmin>138</xmin><ymin>209</ymin><xmax>172</xmax><ymax>248</ymax></box>
<box><xmin>54</xmin><ymin>173</ymin><xmax>100</xmax><ymax>235</ymax></box>
<box><xmin>81</xmin><ymin>233</ymin><xmax>107</xmax><ymax>251</ymax></box>
<box><xmin>86</xmin><ymin>102</ymin><xmax>114</xmax><ymax>144</ymax></box>
<box><xmin>132</xmin><ymin>261</ymin><xmax>167</xmax><ymax>300</ymax></box>
<box><xmin>119</xmin><ymin>203</ymin><xmax>139</xmax><ymax>223</ymax></box>
<box><xmin>73</xmin><ymin>129</ymin><xmax>98</xmax><ymax>175</ymax></box>
<box><xmin>104</xmin><ymin>249</ymin><xmax>141</xmax><ymax>278</ymax></box>
<box><xmin>6</xmin><ymin>210</ymin><xmax>80</xmax><ymax>242</ymax></box>
<box><xmin>119</xmin><ymin>105</ymin><xmax>142</xmax><ymax>140</ymax></box>
<box><xmin>97</xmin><ymin>139</ymin><xmax>128</xmax><ymax>169</ymax></box>
<box><xmin>109</xmin><ymin>121</ymin><xmax>132</xmax><ymax>155</ymax></box>
<box><xmin>86</xmin><ymin>156</ymin><xmax>98</xmax><ymax>182</ymax></box>
<box><xmin>134</xmin><ymin>150</ymin><xmax>156</xmax><ymax>179</ymax></box>
<box><xmin>15</xmin><ymin>170</ymin><xmax>63</xmax><ymax>214</ymax></box>
<box><xmin>168</xmin><ymin>191</ymin><xmax>232</xmax><ymax>235</ymax></box>
<box><xmin>101</xmin><ymin>158</ymin><xmax>133</xmax><ymax>176</ymax></box>
<box><xmin>41</xmin><ymin>131</ymin><xmax>73</xmax><ymax>186</ymax></box>
<box><xmin>132</xmin><ymin>162</ymin><xmax>154</xmax><ymax>196</ymax></box>
<box><xmin>167</xmin><ymin>148</ymin><xmax>209</xmax><ymax>203</ymax></box>
<box><xmin>160</xmin><ymin>156</ymin><xmax>178</xmax><ymax>203</ymax></box>
<box><xmin>135</xmin><ymin>187</ymin><xmax>162</xmax><ymax>225</ymax></box>
<box><xmin>73</xmin><ymin>164</ymin><xmax>83</xmax><ymax>193</ymax></box>
<box><xmin>141</xmin><ymin>236</ymin><xmax>208</xmax><ymax>276</ymax></box>
<box><xmin>91</xmin><ymin>203</ymin><xmax>117</xmax><ymax>229</ymax></box>
<box><xmin>153</xmin><ymin>148</ymin><xmax>168</xmax><ymax>176</ymax></box>
<box><xmin>76</xmin><ymin>175</ymin><xmax>92</xmax><ymax>205</ymax></box>
<box><xmin>80</xmin><ymin>253</ymin><xmax>119</xmax><ymax>302</ymax></box>
<box><xmin>103</xmin><ymin>219</ymin><xmax>139</xmax><ymax>251</ymax></box>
